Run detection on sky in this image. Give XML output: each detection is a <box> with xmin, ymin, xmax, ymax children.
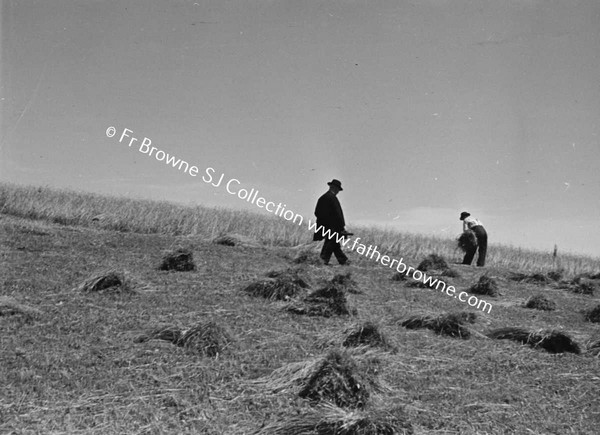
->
<box><xmin>1</xmin><ymin>0</ymin><xmax>599</xmax><ymax>257</ymax></box>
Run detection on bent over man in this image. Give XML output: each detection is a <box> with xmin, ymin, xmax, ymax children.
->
<box><xmin>460</xmin><ymin>211</ymin><xmax>487</xmax><ymax>267</ymax></box>
<box><xmin>313</xmin><ymin>179</ymin><xmax>349</xmax><ymax>265</ymax></box>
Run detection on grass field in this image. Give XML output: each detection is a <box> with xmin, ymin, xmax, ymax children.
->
<box><xmin>1</xmin><ymin>183</ymin><xmax>598</xmax><ymax>276</ymax></box>
<box><xmin>1</xmin><ymin>183</ymin><xmax>600</xmax><ymax>434</ymax></box>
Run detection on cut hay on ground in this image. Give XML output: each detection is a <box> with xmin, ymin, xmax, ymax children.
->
<box><xmin>158</xmin><ymin>248</ymin><xmax>195</xmax><ymax>271</ymax></box>
<box><xmin>76</xmin><ymin>269</ymin><xmax>132</xmax><ymax>293</ymax></box>
<box><xmin>509</xmin><ymin>272</ymin><xmax>550</xmax><ymax>285</ymax></box>
<box><xmin>400</xmin><ymin>311</ymin><xmax>476</xmax><ymax>339</ymax></box>
<box><xmin>286</xmin><ymin>284</ymin><xmax>354</xmax><ymax>317</ymax></box>
<box><xmin>0</xmin><ymin>296</ymin><xmax>42</xmax><ymax>321</ymax></box>
<box><xmin>584</xmin><ymin>304</ymin><xmax>600</xmax><ymax>323</ymax></box>
<box><xmin>469</xmin><ymin>275</ymin><xmax>499</xmax><ymax>297</ymax></box>
<box><xmin>243</xmin><ymin>276</ymin><xmax>306</xmax><ymax>301</ymax></box>
<box><xmin>486</xmin><ymin>327</ymin><xmax>581</xmax><ymax>354</ymax></box>
<box><xmin>212</xmin><ymin>233</ymin><xmax>260</xmax><ymax>248</ymax></box>
<box><xmin>457</xmin><ymin>230</ymin><xmax>477</xmax><ymax>253</ymax></box>
<box><xmin>253</xmin><ymin>349</ymin><xmax>381</xmax><ymax>409</ymax></box>
<box><xmin>256</xmin><ymin>403</ymin><xmax>413</xmax><ymax>435</ymax></box>
<box><xmin>417</xmin><ymin>254</ymin><xmax>448</xmax><ymax>272</ymax></box>
<box><xmin>524</xmin><ymin>294</ymin><xmax>556</xmax><ymax>311</ymax></box>
<box><xmin>342</xmin><ymin>321</ymin><xmax>394</xmax><ymax>351</ymax></box>
<box><xmin>135</xmin><ymin>321</ymin><xmax>232</xmax><ymax>357</ymax></box>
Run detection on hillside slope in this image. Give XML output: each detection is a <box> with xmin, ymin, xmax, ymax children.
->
<box><xmin>1</xmin><ymin>213</ymin><xmax>599</xmax><ymax>434</ymax></box>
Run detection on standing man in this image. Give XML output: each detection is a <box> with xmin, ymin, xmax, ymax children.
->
<box><xmin>460</xmin><ymin>211</ymin><xmax>487</xmax><ymax>267</ymax></box>
<box><xmin>313</xmin><ymin>179</ymin><xmax>350</xmax><ymax>266</ymax></box>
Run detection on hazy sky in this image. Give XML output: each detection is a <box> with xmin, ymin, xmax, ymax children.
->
<box><xmin>2</xmin><ymin>0</ymin><xmax>599</xmax><ymax>257</ymax></box>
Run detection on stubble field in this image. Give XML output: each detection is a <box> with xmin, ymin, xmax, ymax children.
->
<box><xmin>1</xmin><ymin>185</ymin><xmax>600</xmax><ymax>434</ymax></box>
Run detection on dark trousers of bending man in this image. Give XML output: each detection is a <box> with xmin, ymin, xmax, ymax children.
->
<box><xmin>463</xmin><ymin>225</ymin><xmax>488</xmax><ymax>267</ymax></box>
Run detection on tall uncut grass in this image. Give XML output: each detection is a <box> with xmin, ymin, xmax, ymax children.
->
<box><xmin>0</xmin><ymin>182</ymin><xmax>307</xmax><ymax>246</ymax></box>
<box><xmin>1</xmin><ymin>182</ymin><xmax>598</xmax><ymax>276</ymax></box>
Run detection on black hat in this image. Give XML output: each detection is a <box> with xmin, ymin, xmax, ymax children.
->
<box><xmin>460</xmin><ymin>211</ymin><xmax>470</xmax><ymax>221</ymax></box>
<box><xmin>327</xmin><ymin>179</ymin><xmax>343</xmax><ymax>191</ymax></box>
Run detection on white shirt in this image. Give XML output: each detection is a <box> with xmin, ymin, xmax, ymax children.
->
<box><xmin>463</xmin><ymin>216</ymin><xmax>483</xmax><ymax>231</ymax></box>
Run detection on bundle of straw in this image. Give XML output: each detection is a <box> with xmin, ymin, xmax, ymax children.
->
<box><xmin>457</xmin><ymin>230</ymin><xmax>477</xmax><ymax>253</ymax></box>
<box><xmin>524</xmin><ymin>294</ymin><xmax>556</xmax><ymax>311</ymax></box>
<box><xmin>486</xmin><ymin>327</ymin><xmax>581</xmax><ymax>354</ymax></box>
<box><xmin>400</xmin><ymin>311</ymin><xmax>475</xmax><ymax>339</ymax></box>
<box><xmin>252</xmin><ymin>349</ymin><xmax>384</xmax><ymax>409</ymax></box>
<box><xmin>76</xmin><ymin>269</ymin><xmax>131</xmax><ymax>293</ymax></box>
<box><xmin>243</xmin><ymin>277</ymin><xmax>305</xmax><ymax>301</ymax></box>
<box><xmin>256</xmin><ymin>403</ymin><xmax>413</xmax><ymax>435</ymax></box>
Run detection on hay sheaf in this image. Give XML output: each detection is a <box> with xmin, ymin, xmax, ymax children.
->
<box><xmin>134</xmin><ymin>325</ymin><xmax>183</xmax><ymax>344</ymax></box>
<box><xmin>0</xmin><ymin>296</ymin><xmax>42</xmax><ymax>321</ymax></box>
<box><xmin>457</xmin><ymin>230</ymin><xmax>477</xmax><ymax>253</ymax></box>
<box><xmin>331</xmin><ymin>273</ymin><xmax>361</xmax><ymax>294</ymax></box>
<box><xmin>584</xmin><ymin>304</ymin><xmax>600</xmax><ymax>323</ymax></box>
<box><xmin>441</xmin><ymin>268</ymin><xmax>460</xmax><ymax>278</ymax></box>
<box><xmin>563</xmin><ymin>277</ymin><xmax>597</xmax><ymax>295</ymax></box>
<box><xmin>299</xmin><ymin>351</ymin><xmax>371</xmax><ymax>408</ymax></box>
<box><xmin>265</xmin><ymin>267</ymin><xmax>311</xmax><ymax>288</ymax></box>
<box><xmin>407</xmin><ymin>280</ymin><xmax>431</xmax><ymax>289</ymax></box>
<box><xmin>256</xmin><ymin>404</ymin><xmax>414</xmax><ymax>435</ymax></box>
<box><xmin>213</xmin><ymin>233</ymin><xmax>260</xmax><ymax>248</ymax></box>
<box><xmin>486</xmin><ymin>327</ymin><xmax>581</xmax><ymax>354</ymax></box>
<box><xmin>243</xmin><ymin>277</ymin><xmax>306</xmax><ymax>301</ymax></box>
<box><xmin>400</xmin><ymin>311</ymin><xmax>476</xmax><ymax>339</ymax></box>
<box><xmin>136</xmin><ymin>321</ymin><xmax>232</xmax><ymax>357</ymax></box>
<box><xmin>286</xmin><ymin>284</ymin><xmax>354</xmax><ymax>317</ymax></box>
<box><xmin>292</xmin><ymin>249</ymin><xmax>323</xmax><ymax>265</ymax></box>
<box><xmin>342</xmin><ymin>322</ymin><xmax>394</xmax><ymax>351</ymax></box>
<box><xmin>469</xmin><ymin>275</ymin><xmax>499</xmax><ymax>297</ymax></box>
<box><xmin>391</xmin><ymin>271</ymin><xmax>407</xmax><ymax>281</ymax></box>
<box><xmin>417</xmin><ymin>254</ymin><xmax>448</xmax><ymax>272</ymax></box>
<box><xmin>179</xmin><ymin>321</ymin><xmax>233</xmax><ymax>356</ymax></box>
<box><xmin>586</xmin><ymin>338</ymin><xmax>600</xmax><ymax>357</ymax></box>
<box><xmin>158</xmin><ymin>248</ymin><xmax>195</xmax><ymax>271</ymax></box>
<box><xmin>546</xmin><ymin>270</ymin><xmax>564</xmax><ymax>282</ymax></box>
<box><xmin>524</xmin><ymin>294</ymin><xmax>556</xmax><ymax>311</ymax></box>
<box><xmin>76</xmin><ymin>269</ymin><xmax>133</xmax><ymax>293</ymax></box>
<box><xmin>254</xmin><ymin>349</ymin><xmax>382</xmax><ymax>409</ymax></box>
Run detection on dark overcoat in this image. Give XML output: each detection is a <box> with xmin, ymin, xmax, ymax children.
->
<box><xmin>313</xmin><ymin>191</ymin><xmax>345</xmax><ymax>241</ymax></box>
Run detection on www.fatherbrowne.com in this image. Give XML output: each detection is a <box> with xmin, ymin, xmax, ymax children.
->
<box><xmin>309</xmin><ymin>222</ymin><xmax>493</xmax><ymax>314</ymax></box>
